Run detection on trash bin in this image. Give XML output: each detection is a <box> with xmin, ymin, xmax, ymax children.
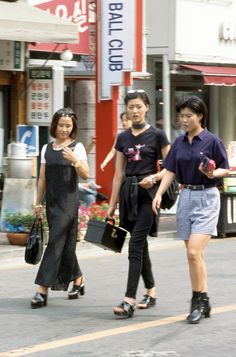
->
<box><xmin>7</xmin><ymin>157</ymin><xmax>32</xmax><ymax>178</ymax></box>
<box><xmin>217</xmin><ymin>192</ymin><xmax>236</xmax><ymax>237</ymax></box>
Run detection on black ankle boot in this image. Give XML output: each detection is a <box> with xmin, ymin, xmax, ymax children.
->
<box><xmin>202</xmin><ymin>296</ymin><xmax>211</xmax><ymax>318</ymax></box>
<box><xmin>188</xmin><ymin>292</ymin><xmax>203</xmax><ymax>324</ymax></box>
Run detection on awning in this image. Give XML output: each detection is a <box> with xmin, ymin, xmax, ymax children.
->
<box><xmin>180</xmin><ymin>64</ymin><xmax>236</xmax><ymax>86</ymax></box>
<box><xmin>0</xmin><ymin>0</ymin><xmax>78</xmax><ymax>44</ymax></box>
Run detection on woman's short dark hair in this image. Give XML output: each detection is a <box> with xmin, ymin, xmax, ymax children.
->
<box><xmin>176</xmin><ymin>95</ymin><xmax>207</xmax><ymax>128</ymax></box>
<box><xmin>124</xmin><ymin>90</ymin><xmax>150</xmax><ymax>106</ymax></box>
<box><xmin>50</xmin><ymin>107</ymin><xmax>78</xmax><ymax>139</ymax></box>
<box><xmin>120</xmin><ymin>111</ymin><xmax>127</xmax><ymax>120</ymax></box>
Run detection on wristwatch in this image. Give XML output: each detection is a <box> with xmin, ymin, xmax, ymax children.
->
<box><xmin>150</xmin><ymin>175</ymin><xmax>157</xmax><ymax>184</ymax></box>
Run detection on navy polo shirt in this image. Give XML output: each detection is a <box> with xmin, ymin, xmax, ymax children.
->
<box><xmin>163</xmin><ymin>128</ymin><xmax>229</xmax><ymax>185</ymax></box>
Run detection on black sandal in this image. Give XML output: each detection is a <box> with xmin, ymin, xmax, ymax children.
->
<box><xmin>31</xmin><ymin>292</ymin><xmax>47</xmax><ymax>309</ymax></box>
<box><xmin>68</xmin><ymin>278</ymin><xmax>85</xmax><ymax>300</ymax></box>
<box><xmin>137</xmin><ymin>295</ymin><xmax>156</xmax><ymax>309</ymax></box>
<box><xmin>113</xmin><ymin>301</ymin><xmax>135</xmax><ymax>318</ymax></box>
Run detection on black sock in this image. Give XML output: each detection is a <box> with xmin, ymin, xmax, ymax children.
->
<box><xmin>192</xmin><ymin>291</ymin><xmax>201</xmax><ymax>298</ymax></box>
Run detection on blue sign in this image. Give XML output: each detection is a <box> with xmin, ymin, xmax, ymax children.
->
<box><xmin>17</xmin><ymin>125</ymin><xmax>39</xmax><ymax>156</ymax></box>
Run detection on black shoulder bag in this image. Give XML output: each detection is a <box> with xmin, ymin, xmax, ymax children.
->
<box><xmin>160</xmin><ymin>179</ymin><xmax>179</xmax><ymax>210</ymax></box>
<box><xmin>156</xmin><ymin>133</ymin><xmax>179</xmax><ymax>210</ymax></box>
<box><xmin>25</xmin><ymin>218</ymin><xmax>44</xmax><ymax>265</ymax></box>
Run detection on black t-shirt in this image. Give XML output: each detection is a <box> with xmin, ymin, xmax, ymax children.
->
<box><xmin>115</xmin><ymin>126</ymin><xmax>169</xmax><ymax>176</ymax></box>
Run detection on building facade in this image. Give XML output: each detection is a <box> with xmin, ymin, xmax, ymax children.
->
<box><xmin>140</xmin><ymin>0</ymin><xmax>236</xmax><ymax>148</ymax></box>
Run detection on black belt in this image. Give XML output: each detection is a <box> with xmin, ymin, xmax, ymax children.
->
<box><xmin>183</xmin><ymin>184</ymin><xmax>216</xmax><ymax>191</ymax></box>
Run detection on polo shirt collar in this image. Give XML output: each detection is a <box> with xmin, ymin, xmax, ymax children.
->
<box><xmin>183</xmin><ymin>127</ymin><xmax>208</xmax><ymax>142</ymax></box>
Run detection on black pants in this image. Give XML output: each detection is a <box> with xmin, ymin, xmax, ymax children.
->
<box><xmin>124</xmin><ymin>187</ymin><xmax>155</xmax><ymax>299</ymax></box>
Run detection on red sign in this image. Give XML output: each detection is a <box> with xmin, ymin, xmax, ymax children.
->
<box><xmin>29</xmin><ymin>0</ymin><xmax>89</xmax><ymax>55</ymax></box>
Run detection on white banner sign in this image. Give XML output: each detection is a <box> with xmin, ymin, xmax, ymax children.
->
<box><xmin>27</xmin><ymin>68</ymin><xmax>53</xmax><ymax>125</ymax></box>
<box><xmin>0</xmin><ymin>41</ymin><xmax>24</xmax><ymax>71</ymax></box>
<box><xmin>99</xmin><ymin>0</ymin><xmax>135</xmax><ymax>99</ymax></box>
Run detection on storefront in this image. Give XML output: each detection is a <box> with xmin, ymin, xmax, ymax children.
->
<box><xmin>143</xmin><ymin>0</ymin><xmax>236</xmax><ymax>146</ymax></box>
<box><xmin>0</xmin><ymin>0</ymin><xmax>78</xmax><ymax>173</ymax></box>
<box><xmin>134</xmin><ymin>0</ymin><xmax>236</xmax><ymax>236</ymax></box>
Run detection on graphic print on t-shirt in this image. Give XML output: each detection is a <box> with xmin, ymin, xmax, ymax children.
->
<box><xmin>126</xmin><ymin>144</ymin><xmax>146</xmax><ymax>162</ymax></box>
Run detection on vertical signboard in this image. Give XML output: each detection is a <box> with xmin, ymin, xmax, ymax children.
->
<box><xmin>27</xmin><ymin>68</ymin><xmax>53</xmax><ymax>125</ymax></box>
<box><xmin>98</xmin><ymin>0</ymin><xmax>135</xmax><ymax>99</ymax></box>
<box><xmin>0</xmin><ymin>41</ymin><xmax>24</xmax><ymax>71</ymax></box>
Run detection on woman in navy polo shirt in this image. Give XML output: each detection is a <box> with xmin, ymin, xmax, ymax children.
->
<box><xmin>152</xmin><ymin>95</ymin><xmax>229</xmax><ymax>324</ymax></box>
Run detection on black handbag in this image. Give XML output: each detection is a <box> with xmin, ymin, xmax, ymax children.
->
<box><xmin>84</xmin><ymin>219</ymin><xmax>128</xmax><ymax>253</ymax></box>
<box><xmin>25</xmin><ymin>218</ymin><xmax>44</xmax><ymax>265</ymax></box>
<box><xmin>161</xmin><ymin>179</ymin><xmax>179</xmax><ymax>210</ymax></box>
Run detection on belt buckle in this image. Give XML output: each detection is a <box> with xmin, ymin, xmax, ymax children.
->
<box><xmin>187</xmin><ymin>184</ymin><xmax>195</xmax><ymax>190</ymax></box>
<box><xmin>192</xmin><ymin>184</ymin><xmax>204</xmax><ymax>190</ymax></box>
<box><xmin>186</xmin><ymin>184</ymin><xmax>201</xmax><ymax>190</ymax></box>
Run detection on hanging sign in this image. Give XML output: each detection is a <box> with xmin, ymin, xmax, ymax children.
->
<box><xmin>98</xmin><ymin>0</ymin><xmax>135</xmax><ymax>100</ymax></box>
<box><xmin>0</xmin><ymin>41</ymin><xmax>24</xmax><ymax>71</ymax></box>
<box><xmin>29</xmin><ymin>0</ymin><xmax>89</xmax><ymax>55</ymax></box>
<box><xmin>27</xmin><ymin>67</ymin><xmax>53</xmax><ymax>125</ymax></box>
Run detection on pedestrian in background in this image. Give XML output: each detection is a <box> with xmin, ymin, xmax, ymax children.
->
<box><xmin>107</xmin><ymin>90</ymin><xmax>170</xmax><ymax>318</ymax></box>
<box><xmin>100</xmin><ymin>112</ymin><xmax>132</xmax><ymax>171</ymax></box>
<box><xmin>31</xmin><ymin>107</ymin><xmax>90</xmax><ymax>308</ymax></box>
<box><xmin>85</xmin><ymin>135</ymin><xmax>96</xmax><ymax>155</ymax></box>
<box><xmin>152</xmin><ymin>95</ymin><xmax>229</xmax><ymax>324</ymax></box>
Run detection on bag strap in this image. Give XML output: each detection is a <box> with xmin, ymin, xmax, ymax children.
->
<box><xmin>30</xmin><ymin>217</ymin><xmax>43</xmax><ymax>234</ymax></box>
<box><xmin>105</xmin><ymin>217</ymin><xmax>115</xmax><ymax>226</ymax></box>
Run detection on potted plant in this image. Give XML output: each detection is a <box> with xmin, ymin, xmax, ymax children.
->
<box><xmin>78</xmin><ymin>201</ymin><xmax>119</xmax><ymax>242</ymax></box>
<box><xmin>3</xmin><ymin>209</ymin><xmax>35</xmax><ymax>246</ymax></box>
<box><xmin>88</xmin><ymin>201</ymin><xmax>119</xmax><ymax>223</ymax></box>
<box><xmin>78</xmin><ymin>205</ymin><xmax>90</xmax><ymax>242</ymax></box>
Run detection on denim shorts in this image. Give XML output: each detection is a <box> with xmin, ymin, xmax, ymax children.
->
<box><xmin>176</xmin><ymin>187</ymin><xmax>220</xmax><ymax>240</ymax></box>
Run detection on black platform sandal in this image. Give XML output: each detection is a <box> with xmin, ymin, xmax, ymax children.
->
<box><xmin>113</xmin><ymin>301</ymin><xmax>135</xmax><ymax>318</ymax></box>
<box><xmin>137</xmin><ymin>295</ymin><xmax>156</xmax><ymax>309</ymax></box>
<box><xmin>68</xmin><ymin>278</ymin><xmax>85</xmax><ymax>300</ymax></box>
<box><xmin>31</xmin><ymin>292</ymin><xmax>47</xmax><ymax>309</ymax></box>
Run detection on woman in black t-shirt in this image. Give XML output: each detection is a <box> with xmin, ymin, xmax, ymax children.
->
<box><xmin>107</xmin><ymin>90</ymin><xmax>170</xmax><ymax>318</ymax></box>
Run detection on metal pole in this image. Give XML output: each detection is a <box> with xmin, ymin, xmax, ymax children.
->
<box><xmin>162</xmin><ymin>54</ymin><xmax>171</xmax><ymax>141</ymax></box>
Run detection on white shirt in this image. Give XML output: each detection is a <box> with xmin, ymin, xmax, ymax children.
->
<box><xmin>40</xmin><ymin>142</ymin><xmax>87</xmax><ymax>164</ymax></box>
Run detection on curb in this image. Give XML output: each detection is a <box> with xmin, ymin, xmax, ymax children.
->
<box><xmin>0</xmin><ymin>230</ymin><xmax>178</xmax><ymax>260</ymax></box>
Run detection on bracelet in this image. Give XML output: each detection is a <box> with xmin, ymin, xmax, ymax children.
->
<box><xmin>72</xmin><ymin>161</ymin><xmax>81</xmax><ymax>168</ymax></box>
<box><xmin>34</xmin><ymin>204</ymin><xmax>43</xmax><ymax>209</ymax></box>
<box><xmin>150</xmin><ymin>175</ymin><xmax>157</xmax><ymax>184</ymax></box>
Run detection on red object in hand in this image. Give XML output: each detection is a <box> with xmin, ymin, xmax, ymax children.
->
<box><xmin>200</xmin><ymin>154</ymin><xmax>216</xmax><ymax>172</ymax></box>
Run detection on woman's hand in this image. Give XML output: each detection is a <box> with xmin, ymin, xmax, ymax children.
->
<box><xmin>107</xmin><ymin>205</ymin><xmax>116</xmax><ymax>218</ymax></box>
<box><xmin>139</xmin><ymin>172</ymin><xmax>163</xmax><ymax>189</ymax></box>
<box><xmin>198</xmin><ymin>162</ymin><xmax>215</xmax><ymax>179</ymax></box>
<box><xmin>152</xmin><ymin>193</ymin><xmax>162</xmax><ymax>215</ymax></box>
<box><xmin>139</xmin><ymin>176</ymin><xmax>153</xmax><ymax>189</ymax></box>
<box><xmin>100</xmin><ymin>161</ymin><xmax>107</xmax><ymax>171</ymax></box>
<box><xmin>62</xmin><ymin>146</ymin><xmax>77</xmax><ymax>163</ymax></box>
<box><xmin>34</xmin><ymin>205</ymin><xmax>43</xmax><ymax>218</ymax></box>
